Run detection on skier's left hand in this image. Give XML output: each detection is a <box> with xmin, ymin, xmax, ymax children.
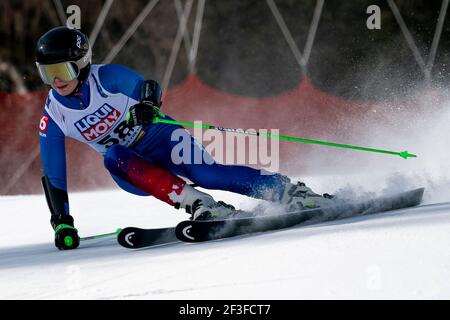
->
<box><xmin>126</xmin><ymin>101</ymin><xmax>159</xmax><ymax>127</ymax></box>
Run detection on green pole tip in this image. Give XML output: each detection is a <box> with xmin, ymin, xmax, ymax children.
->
<box><xmin>399</xmin><ymin>151</ymin><xmax>417</xmax><ymax>159</ymax></box>
<box><xmin>64</xmin><ymin>235</ymin><xmax>74</xmax><ymax>247</ymax></box>
<box><xmin>115</xmin><ymin>228</ymin><xmax>123</xmax><ymax>234</ymax></box>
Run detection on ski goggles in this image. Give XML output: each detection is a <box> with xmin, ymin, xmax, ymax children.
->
<box><xmin>36</xmin><ymin>46</ymin><xmax>91</xmax><ymax>85</ymax></box>
<box><xmin>36</xmin><ymin>61</ymin><xmax>80</xmax><ymax>85</ymax></box>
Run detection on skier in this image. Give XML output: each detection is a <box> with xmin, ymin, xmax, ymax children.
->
<box><xmin>37</xmin><ymin>27</ymin><xmax>334</xmax><ymax>250</ymax></box>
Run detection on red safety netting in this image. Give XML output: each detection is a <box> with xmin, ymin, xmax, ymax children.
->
<box><xmin>0</xmin><ymin>74</ymin><xmax>430</xmax><ymax>195</ymax></box>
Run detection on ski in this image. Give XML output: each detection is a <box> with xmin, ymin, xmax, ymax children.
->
<box><xmin>175</xmin><ymin>187</ymin><xmax>425</xmax><ymax>242</ymax></box>
<box><xmin>117</xmin><ymin>226</ymin><xmax>178</xmax><ymax>249</ymax></box>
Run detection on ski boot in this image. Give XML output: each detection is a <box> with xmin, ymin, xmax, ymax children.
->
<box><xmin>280</xmin><ymin>181</ymin><xmax>335</xmax><ymax>211</ymax></box>
<box><xmin>178</xmin><ymin>184</ymin><xmax>238</xmax><ymax>221</ymax></box>
<box><xmin>187</xmin><ymin>196</ymin><xmax>238</xmax><ymax>221</ymax></box>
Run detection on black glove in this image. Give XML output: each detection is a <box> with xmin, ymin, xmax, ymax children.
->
<box><xmin>127</xmin><ymin>80</ymin><xmax>163</xmax><ymax>127</ymax></box>
<box><xmin>126</xmin><ymin>101</ymin><xmax>159</xmax><ymax>127</ymax></box>
<box><xmin>52</xmin><ymin>214</ymin><xmax>80</xmax><ymax>250</ymax></box>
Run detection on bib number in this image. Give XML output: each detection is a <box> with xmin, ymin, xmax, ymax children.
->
<box><xmin>97</xmin><ymin>120</ymin><xmax>137</xmax><ymax>148</ymax></box>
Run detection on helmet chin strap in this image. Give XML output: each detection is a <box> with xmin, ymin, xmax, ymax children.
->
<box><xmin>71</xmin><ymin>79</ymin><xmax>84</xmax><ymax>95</ymax></box>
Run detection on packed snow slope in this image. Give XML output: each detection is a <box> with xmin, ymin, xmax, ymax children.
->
<box><xmin>1</xmin><ymin>172</ymin><xmax>450</xmax><ymax>299</ymax></box>
<box><xmin>1</xmin><ymin>93</ymin><xmax>450</xmax><ymax>299</ymax></box>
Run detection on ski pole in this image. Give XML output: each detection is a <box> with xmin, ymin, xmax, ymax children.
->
<box><xmin>80</xmin><ymin>228</ymin><xmax>123</xmax><ymax>242</ymax></box>
<box><xmin>152</xmin><ymin>117</ymin><xmax>417</xmax><ymax>159</ymax></box>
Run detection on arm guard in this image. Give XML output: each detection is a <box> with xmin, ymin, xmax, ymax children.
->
<box><xmin>126</xmin><ymin>80</ymin><xmax>163</xmax><ymax>127</ymax></box>
<box><xmin>41</xmin><ymin>176</ymin><xmax>71</xmax><ymax>230</ymax></box>
<box><xmin>141</xmin><ymin>80</ymin><xmax>162</xmax><ymax>106</ymax></box>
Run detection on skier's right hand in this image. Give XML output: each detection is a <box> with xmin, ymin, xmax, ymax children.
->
<box><xmin>55</xmin><ymin>225</ymin><xmax>80</xmax><ymax>250</ymax></box>
<box><xmin>52</xmin><ymin>214</ymin><xmax>80</xmax><ymax>250</ymax></box>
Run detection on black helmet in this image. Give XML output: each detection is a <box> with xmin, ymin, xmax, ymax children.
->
<box><xmin>36</xmin><ymin>27</ymin><xmax>92</xmax><ymax>84</ymax></box>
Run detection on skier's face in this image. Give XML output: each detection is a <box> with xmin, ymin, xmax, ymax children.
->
<box><xmin>52</xmin><ymin>77</ymin><xmax>79</xmax><ymax>96</ymax></box>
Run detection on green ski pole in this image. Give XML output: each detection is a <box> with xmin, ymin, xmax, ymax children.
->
<box><xmin>152</xmin><ymin>117</ymin><xmax>417</xmax><ymax>159</ymax></box>
<box><xmin>80</xmin><ymin>228</ymin><xmax>123</xmax><ymax>242</ymax></box>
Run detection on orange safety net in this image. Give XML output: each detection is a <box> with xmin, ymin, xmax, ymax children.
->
<box><xmin>0</xmin><ymin>74</ymin><xmax>429</xmax><ymax>195</ymax></box>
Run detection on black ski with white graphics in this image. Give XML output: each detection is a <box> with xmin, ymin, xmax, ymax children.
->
<box><xmin>175</xmin><ymin>187</ymin><xmax>425</xmax><ymax>242</ymax></box>
<box><xmin>117</xmin><ymin>226</ymin><xmax>178</xmax><ymax>249</ymax></box>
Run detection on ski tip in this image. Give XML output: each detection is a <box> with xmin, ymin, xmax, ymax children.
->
<box><xmin>402</xmin><ymin>187</ymin><xmax>425</xmax><ymax>206</ymax></box>
<box><xmin>416</xmin><ymin>187</ymin><xmax>425</xmax><ymax>198</ymax></box>
<box><xmin>410</xmin><ymin>187</ymin><xmax>425</xmax><ymax>196</ymax></box>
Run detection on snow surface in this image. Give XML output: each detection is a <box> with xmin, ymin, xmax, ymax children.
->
<box><xmin>2</xmin><ymin>94</ymin><xmax>450</xmax><ymax>300</ymax></box>
<box><xmin>1</xmin><ymin>176</ymin><xmax>450</xmax><ymax>300</ymax></box>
